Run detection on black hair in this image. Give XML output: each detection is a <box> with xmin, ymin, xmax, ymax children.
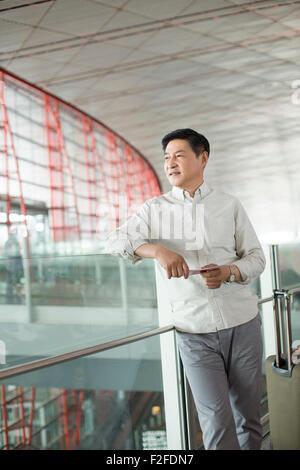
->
<box><xmin>161</xmin><ymin>128</ymin><xmax>210</xmax><ymax>157</ymax></box>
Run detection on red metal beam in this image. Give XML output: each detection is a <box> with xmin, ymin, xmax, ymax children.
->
<box><xmin>0</xmin><ymin>71</ymin><xmax>30</xmax><ymax>252</ymax></box>
<box><xmin>0</xmin><ymin>66</ymin><xmax>162</xmax><ymax>193</ymax></box>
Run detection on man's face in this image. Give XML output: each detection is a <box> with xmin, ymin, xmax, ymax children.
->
<box><xmin>164</xmin><ymin>139</ymin><xmax>207</xmax><ymax>189</ymax></box>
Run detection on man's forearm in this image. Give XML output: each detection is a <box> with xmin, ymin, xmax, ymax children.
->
<box><xmin>134</xmin><ymin>243</ymin><xmax>159</xmax><ymax>259</ymax></box>
<box><xmin>135</xmin><ymin>244</ymin><xmax>189</xmax><ymax>279</ymax></box>
<box><xmin>134</xmin><ymin>245</ymin><xmax>244</xmax><ymax>282</ymax></box>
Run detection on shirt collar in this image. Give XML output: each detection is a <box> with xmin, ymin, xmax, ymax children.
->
<box><xmin>171</xmin><ymin>181</ymin><xmax>210</xmax><ymax>201</ymax></box>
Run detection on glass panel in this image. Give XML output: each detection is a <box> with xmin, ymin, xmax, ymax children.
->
<box><xmin>249</xmin><ymin>277</ymin><xmax>261</xmax><ymax>297</ymax></box>
<box><xmin>0</xmin><ymin>333</ymin><xmax>169</xmax><ymax>450</ymax></box>
<box><xmin>0</xmin><ymin>254</ymin><xmax>159</xmax><ymax>372</ymax></box>
<box><xmin>276</xmin><ymin>243</ymin><xmax>300</xmax><ymax>346</ymax></box>
<box><xmin>277</xmin><ymin>243</ymin><xmax>300</xmax><ymax>290</ymax></box>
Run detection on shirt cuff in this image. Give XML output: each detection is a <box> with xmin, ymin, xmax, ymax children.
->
<box><xmin>128</xmin><ymin>239</ymin><xmax>148</xmax><ymax>265</ymax></box>
<box><xmin>232</xmin><ymin>260</ymin><xmax>250</xmax><ymax>284</ymax></box>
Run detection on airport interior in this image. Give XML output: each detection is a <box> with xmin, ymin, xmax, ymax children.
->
<box><xmin>0</xmin><ymin>0</ymin><xmax>300</xmax><ymax>451</ymax></box>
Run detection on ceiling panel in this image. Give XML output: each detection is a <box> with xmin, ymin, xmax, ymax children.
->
<box><xmin>124</xmin><ymin>0</ymin><xmax>199</xmax><ymax>20</ymax></box>
<box><xmin>1</xmin><ymin>3</ymin><xmax>53</xmax><ymax>25</ymax></box>
<box><xmin>2</xmin><ymin>0</ymin><xmax>300</xmax><ymax>242</ymax></box>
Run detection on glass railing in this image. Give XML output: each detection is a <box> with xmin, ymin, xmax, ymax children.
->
<box><xmin>2</xmin><ymin>243</ymin><xmax>296</xmax><ymax>450</ymax></box>
<box><xmin>274</xmin><ymin>243</ymin><xmax>300</xmax><ymax>347</ymax></box>
<box><xmin>0</xmin><ymin>291</ymin><xmax>289</xmax><ymax>451</ymax></box>
<box><xmin>0</xmin><ymin>253</ymin><xmax>161</xmax><ymax>373</ymax></box>
<box><xmin>257</xmin><ymin>267</ymin><xmax>300</xmax><ymax>444</ymax></box>
<box><xmin>0</xmin><ymin>333</ymin><xmax>171</xmax><ymax>450</ymax></box>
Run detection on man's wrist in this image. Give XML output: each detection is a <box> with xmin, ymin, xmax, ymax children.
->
<box><xmin>232</xmin><ymin>264</ymin><xmax>243</xmax><ymax>282</ymax></box>
<box><xmin>153</xmin><ymin>245</ymin><xmax>162</xmax><ymax>259</ymax></box>
<box><xmin>224</xmin><ymin>265</ymin><xmax>231</xmax><ymax>282</ymax></box>
<box><xmin>224</xmin><ymin>264</ymin><xmax>239</xmax><ymax>283</ymax></box>
<box><xmin>224</xmin><ymin>264</ymin><xmax>243</xmax><ymax>283</ymax></box>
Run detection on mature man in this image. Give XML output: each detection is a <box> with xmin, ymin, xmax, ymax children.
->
<box><xmin>105</xmin><ymin>128</ymin><xmax>265</xmax><ymax>450</ymax></box>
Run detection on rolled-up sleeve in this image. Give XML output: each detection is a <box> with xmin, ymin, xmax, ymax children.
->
<box><xmin>233</xmin><ymin>199</ymin><xmax>266</xmax><ymax>284</ymax></box>
<box><xmin>104</xmin><ymin>201</ymin><xmax>151</xmax><ymax>265</ymax></box>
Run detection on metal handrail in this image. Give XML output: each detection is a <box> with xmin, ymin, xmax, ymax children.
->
<box><xmin>1</xmin><ymin>287</ymin><xmax>299</xmax><ymax>381</ymax></box>
<box><xmin>257</xmin><ymin>286</ymin><xmax>300</xmax><ymax>305</ymax></box>
<box><xmin>287</xmin><ymin>286</ymin><xmax>300</xmax><ymax>296</ymax></box>
<box><xmin>0</xmin><ymin>325</ymin><xmax>174</xmax><ymax>380</ymax></box>
<box><xmin>258</xmin><ymin>296</ymin><xmax>273</xmax><ymax>305</ymax></box>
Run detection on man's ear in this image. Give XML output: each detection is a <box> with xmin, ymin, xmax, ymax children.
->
<box><xmin>202</xmin><ymin>151</ymin><xmax>209</xmax><ymax>166</ymax></box>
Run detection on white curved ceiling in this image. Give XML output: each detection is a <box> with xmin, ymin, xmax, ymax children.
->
<box><xmin>1</xmin><ymin>0</ymin><xmax>300</xmax><ymax>242</ymax></box>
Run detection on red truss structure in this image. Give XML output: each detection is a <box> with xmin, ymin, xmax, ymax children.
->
<box><xmin>59</xmin><ymin>389</ymin><xmax>85</xmax><ymax>450</ymax></box>
<box><xmin>0</xmin><ymin>67</ymin><xmax>162</xmax><ymax>245</ymax></box>
<box><xmin>0</xmin><ymin>385</ymin><xmax>35</xmax><ymax>450</ymax></box>
<box><xmin>44</xmin><ymin>94</ymin><xmax>82</xmax><ymax>242</ymax></box>
<box><xmin>0</xmin><ymin>71</ymin><xmax>29</xmax><ymax>249</ymax></box>
<box><xmin>0</xmin><ymin>386</ymin><xmax>85</xmax><ymax>450</ymax></box>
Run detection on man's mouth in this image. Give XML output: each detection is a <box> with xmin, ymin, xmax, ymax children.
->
<box><xmin>169</xmin><ymin>171</ymin><xmax>181</xmax><ymax>176</ymax></box>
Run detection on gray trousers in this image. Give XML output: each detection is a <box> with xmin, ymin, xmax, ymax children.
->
<box><xmin>176</xmin><ymin>314</ymin><xmax>263</xmax><ymax>450</ymax></box>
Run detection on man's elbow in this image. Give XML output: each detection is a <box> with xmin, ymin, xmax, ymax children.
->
<box><xmin>257</xmin><ymin>248</ymin><xmax>266</xmax><ymax>276</ymax></box>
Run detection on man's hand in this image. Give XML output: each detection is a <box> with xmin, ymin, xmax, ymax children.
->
<box><xmin>200</xmin><ymin>263</ymin><xmax>230</xmax><ymax>289</ymax></box>
<box><xmin>154</xmin><ymin>246</ymin><xmax>189</xmax><ymax>279</ymax></box>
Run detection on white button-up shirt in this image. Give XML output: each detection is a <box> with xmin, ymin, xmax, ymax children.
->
<box><xmin>105</xmin><ymin>181</ymin><xmax>265</xmax><ymax>333</ymax></box>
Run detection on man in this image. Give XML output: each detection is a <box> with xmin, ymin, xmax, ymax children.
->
<box><xmin>4</xmin><ymin>226</ymin><xmax>23</xmax><ymax>304</ymax></box>
<box><xmin>105</xmin><ymin>128</ymin><xmax>265</xmax><ymax>450</ymax></box>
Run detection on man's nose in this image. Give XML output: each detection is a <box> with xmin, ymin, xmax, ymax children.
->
<box><xmin>168</xmin><ymin>155</ymin><xmax>177</xmax><ymax>166</ymax></box>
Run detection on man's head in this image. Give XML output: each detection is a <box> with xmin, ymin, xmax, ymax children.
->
<box><xmin>162</xmin><ymin>128</ymin><xmax>210</xmax><ymax>194</ymax></box>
